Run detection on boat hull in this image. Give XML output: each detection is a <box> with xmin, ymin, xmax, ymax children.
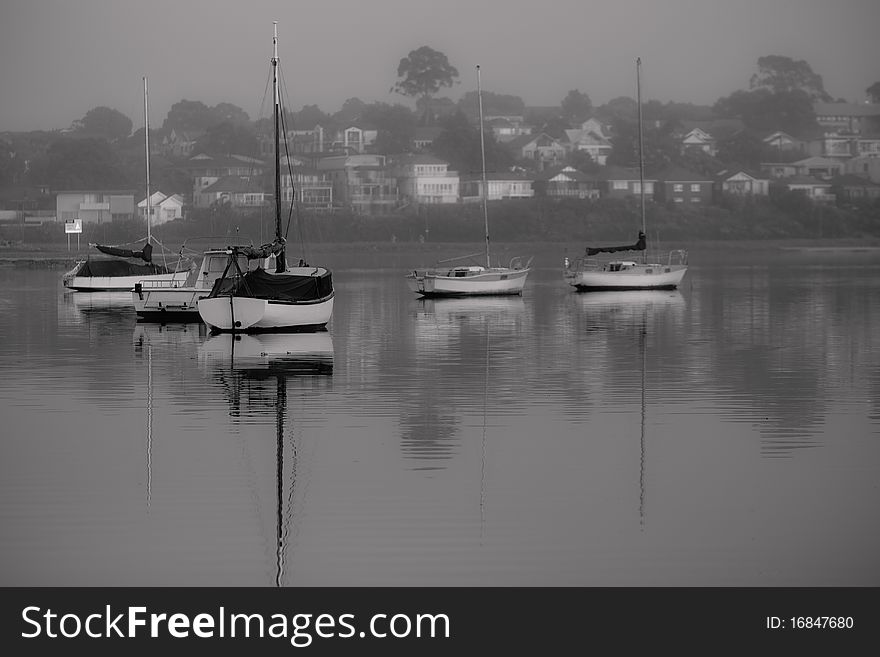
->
<box><xmin>406</xmin><ymin>267</ymin><xmax>530</xmax><ymax>297</ymax></box>
<box><xmin>132</xmin><ymin>284</ymin><xmax>210</xmax><ymax>322</ymax></box>
<box><xmin>565</xmin><ymin>264</ymin><xmax>687</xmax><ymax>291</ymax></box>
<box><xmin>197</xmin><ymin>294</ymin><xmax>334</xmax><ymax>332</ymax></box>
<box><xmin>63</xmin><ymin>270</ymin><xmax>186</xmax><ymax>292</ymax></box>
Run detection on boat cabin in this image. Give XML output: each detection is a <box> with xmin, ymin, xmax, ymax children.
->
<box><xmin>605</xmin><ymin>261</ymin><xmax>638</xmax><ymax>272</ymax></box>
<box><xmin>446</xmin><ymin>266</ymin><xmax>486</xmax><ymax>277</ymax></box>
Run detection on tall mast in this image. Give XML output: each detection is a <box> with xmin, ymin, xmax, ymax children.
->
<box><xmin>636</xmin><ymin>57</ymin><xmax>646</xmax><ymax>261</ymax></box>
<box><xmin>476</xmin><ymin>65</ymin><xmax>490</xmax><ymax>268</ymax></box>
<box><xmin>143</xmin><ymin>76</ymin><xmax>151</xmax><ymax>244</ymax></box>
<box><xmin>272</xmin><ymin>21</ymin><xmax>286</xmax><ymax>272</ymax></box>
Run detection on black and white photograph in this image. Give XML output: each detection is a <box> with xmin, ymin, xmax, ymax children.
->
<box><xmin>1</xmin><ymin>0</ymin><xmax>878</xmax><ymax>649</ymax></box>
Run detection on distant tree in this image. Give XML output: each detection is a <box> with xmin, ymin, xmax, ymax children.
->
<box><xmin>74</xmin><ymin>106</ymin><xmax>133</xmax><ymax>142</ymax></box>
<box><xmin>211</xmin><ymin>103</ymin><xmax>250</xmax><ymax>125</ymax></box>
<box><xmin>715</xmin><ymin>131</ymin><xmax>771</xmax><ymax>170</ymax></box>
<box><xmin>867</xmin><ymin>82</ymin><xmax>880</xmax><ymax>103</ymax></box>
<box><xmin>360</xmin><ymin>102</ymin><xmax>417</xmax><ymax>153</ymax></box>
<box><xmin>597</xmin><ymin>96</ymin><xmax>638</xmax><ymax>123</ymax></box>
<box><xmin>194</xmin><ymin>122</ymin><xmax>259</xmax><ymax>156</ymax></box>
<box><xmin>290</xmin><ymin>104</ymin><xmax>331</xmax><ymax>129</ymax></box>
<box><xmin>0</xmin><ymin>141</ymin><xmax>25</xmax><ymax>186</ymax></box>
<box><xmin>391</xmin><ymin>46</ymin><xmax>459</xmax><ymax>125</ymax></box>
<box><xmin>566</xmin><ymin>148</ymin><xmax>601</xmax><ymax>174</ymax></box>
<box><xmin>560</xmin><ymin>90</ymin><xmax>593</xmax><ymax>124</ymax></box>
<box><xmin>26</xmin><ymin>138</ymin><xmax>131</xmax><ymax>189</ymax></box>
<box><xmin>333</xmin><ymin>97</ymin><xmax>368</xmax><ymax>124</ymax></box>
<box><xmin>714</xmin><ymin>88</ymin><xmax>818</xmax><ymax>137</ymax></box>
<box><xmin>429</xmin><ymin>111</ymin><xmax>512</xmax><ymax>175</ymax></box>
<box><xmin>749</xmin><ymin>55</ymin><xmax>832</xmax><ymax>102</ymax></box>
<box><xmin>162</xmin><ymin>100</ymin><xmax>217</xmax><ymax>133</ymax></box>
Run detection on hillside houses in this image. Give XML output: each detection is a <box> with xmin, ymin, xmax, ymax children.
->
<box><xmin>8</xmin><ymin>93</ymin><xmax>880</xmax><ymax>224</ymax></box>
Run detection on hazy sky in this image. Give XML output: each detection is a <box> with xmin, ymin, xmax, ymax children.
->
<box><xmin>1</xmin><ymin>0</ymin><xmax>878</xmax><ymax>132</ymax></box>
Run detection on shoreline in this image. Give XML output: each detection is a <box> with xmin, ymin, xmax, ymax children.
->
<box><xmin>3</xmin><ymin>237</ymin><xmax>880</xmax><ymax>269</ymax></box>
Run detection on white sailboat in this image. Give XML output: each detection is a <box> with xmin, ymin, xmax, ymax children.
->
<box><xmin>406</xmin><ymin>65</ymin><xmax>532</xmax><ymax>297</ymax></box>
<box><xmin>564</xmin><ymin>58</ymin><xmax>688</xmax><ymax>292</ymax></box>
<box><xmin>197</xmin><ymin>23</ymin><xmax>334</xmax><ymax>332</ymax></box>
<box><xmin>62</xmin><ymin>77</ymin><xmax>188</xmax><ymax>292</ymax></box>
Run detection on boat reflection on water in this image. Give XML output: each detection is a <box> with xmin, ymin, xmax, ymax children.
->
<box><xmin>198</xmin><ymin>331</ymin><xmax>333</xmax><ymax>586</ymax></box>
<box><xmin>573</xmin><ymin>289</ymin><xmax>685</xmax><ymax>318</ymax></box>
<box><xmin>198</xmin><ymin>331</ymin><xmax>334</xmax><ymax>377</ymax></box>
<box><xmin>414</xmin><ymin>296</ymin><xmax>526</xmax><ymax>346</ymax></box>
<box><xmin>59</xmin><ymin>290</ymin><xmax>136</xmax><ymax>331</ymax></box>
<box><xmin>574</xmin><ymin>289</ymin><xmax>685</xmax><ymax>528</ymax></box>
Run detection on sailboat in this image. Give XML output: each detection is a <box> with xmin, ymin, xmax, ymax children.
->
<box><xmin>405</xmin><ymin>65</ymin><xmax>532</xmax><ymax>297</ymax></box>
<box><xmin>563</xmin><ymin>58</ymin><xmax>688</xmax><ymax>292</ymax></box>
<box><xmin>197</xmin><ymin>23</ymin><xmax>334</xmax><ymax>332</ymax></box>
<box><xmin>62</xmin><ymin>77</ymin><xmax>188</xmax><ymax>292</ymax></box>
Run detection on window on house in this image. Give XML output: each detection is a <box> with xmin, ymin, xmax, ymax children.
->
<box><xmin>690</xmin><ymin>184</ymin><xmax>700</xmax><ymax>192</ymax></box>
<box><xmin>674</xmin><ymin>197</ymin><xmax>684</xmax><ymax>203</ymax></box>
<box><xmin>691</xmin><ymin>197</ymin><xmax>701</xmax><ymax>203</ymax></box>
<box><xmin>613</xmin><ymin>181</ymin><xmax>628</xmax><ymax>190</ymax></box>
<box><xmin>673</xmin><ymin>184</ymin><xmax>683</xmax><ymax>192</ymax></box>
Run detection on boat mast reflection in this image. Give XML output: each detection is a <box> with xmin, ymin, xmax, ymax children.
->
<box><xmin>199</xmin><ymin>332</ymin><xmax>333</xmax><ymax>586</ymax></box>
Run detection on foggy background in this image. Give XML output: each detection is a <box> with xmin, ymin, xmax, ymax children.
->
<box><xmin>1</xmin><ymin>0</ymin><xmax>879</xmax><ymax>132</ymax></box>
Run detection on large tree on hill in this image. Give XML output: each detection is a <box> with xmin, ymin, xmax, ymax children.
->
<box><xmin>162</xmin><ymin>100</ymin><xmax>217</xmax><ymax>133</ymax></box>
<box><xmin>74</xmin><ymin>106</ymin><xmax>133</xmax><ymax>142</ymax></box>
<box><xmin>194</xmin><ymin>122</ymin><xmax>259</xmax><ymax>156</ymax></box>
<box><xmin>428</xmin><ymin>111</ymin><xmax>512</xmax><ymax>175</ymax></box>
<box><xmin>561</xmin><ymin>90</ymin><xmax>593</xmax><ymax>124</ymax></box>
<box><xmin>867</xmin><ymin>82</ymin><xmax>880</xmax><ymax>103</ymax></box>
<box><xmin>714</xmin><ymin>88</ymin><xmax>818</xmax><ymax>137</ymax></box>
<box><xmin>392</xmin><ymin>46</ymin><xmax>459</xmax><ymax>125</ymax></box>
<box><xmin>749</xmin><ymin>55</ymin><xmax>832</xmax><ymax>102</ymax></box>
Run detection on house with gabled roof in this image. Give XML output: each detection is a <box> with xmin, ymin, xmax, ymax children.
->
<box><xmin>161</xmin><ymin>128</ymin><xmax>204</xmax><ymax>158</ymax></box>
<box><xmin>138</xmin><ymin>191</ymin><xmax>185</xmax><ymax>225</ymax></box>
<box><xmin>563</xmin><ymin>126</ymin><xmax>612</xmax><ymax>165</ymax></box>
<box><xmin>532</xmin><ymin>165</ymin><xmax>600</xmax><ymax>199</ymax></box>
<box><xmin>598</xmin><ymin>166</ymin><xmax>656</xmax><ymax>200</ymax></box>
<box><xmin>505</xmin><ymin>132</ymin><xmax>566</xmax><ymax>167</ymax></box>
<box><xmin>678</xmin><ymin>119</ymin><xmax>745</xmax><ymax>157</ymax></box>
<box><xmin>653</xmin><ymin>167</ymin><xmax>713</xmax><ymax>205</ymax></box>
<box><xmin>716</xmin><ymin>169</ymin><xmax>771</xmax><ymax>197</ymax></box>
<box><xmin>762</xmin><ymin>131</ymin><xmax>803</xmax><ymax>154</ymax></box>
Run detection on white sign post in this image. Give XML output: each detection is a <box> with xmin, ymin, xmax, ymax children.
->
<box><xmin>65</xmin><ymin>219</ymin><xmax>82</xmax><ymax>251</ymax></box>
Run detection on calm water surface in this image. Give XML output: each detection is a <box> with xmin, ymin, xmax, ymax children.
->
<box><xmin>1</xmin><ymin>247</ymin><xmax>879</xmax><ymax>586</ymax></box>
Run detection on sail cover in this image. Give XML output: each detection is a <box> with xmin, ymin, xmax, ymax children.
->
<box><xmin>237</xmin><ymin>241</ymin><xmax>285</xmax><ymax>260</ymax></box>
<box><xmin>74</xmin><ymin>258</ymin><xmax>171</xmax><ymax>277</ymax></box>
<box><xmin>208</xmin><ymin>267</ymin><xmax>333</xmax><ymax>302</ymax></box>
<box><xmin>585</xmin><ymin>231</ymin><xmax>646</xmax><ymax>256</ymax></box>
<box><xmin>94</xmin><ymin>242</ymin><xmax>154</xmax><ymax>262</ymax></box>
